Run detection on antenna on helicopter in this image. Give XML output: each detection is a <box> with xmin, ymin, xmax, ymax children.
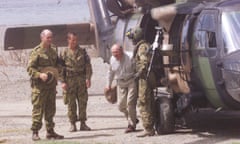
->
<box><xmin>152</xmin><ymin>26</ymin><xmax>163</xmax><ymax>50</ymax></box>
<box><xmin>146</xmin><ymin>26</ymin><xmax>164</xmax><ymax>79</ymax></box>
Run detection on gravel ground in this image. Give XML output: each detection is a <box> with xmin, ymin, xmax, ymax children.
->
<box><xmin>1</xmin><ymin>1</ymin><xmax>240</xmax><ymax>143</ymax></box>
<box><xmin>1</xmin><ymin>57</ymin><xmax>240</xmax><ymax>144</ymax></box>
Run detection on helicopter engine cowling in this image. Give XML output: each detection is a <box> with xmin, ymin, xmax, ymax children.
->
<box><xmin>221</xmin><ymin>51</ymin><xmax>240</xmax><ymax>105</ymax></box>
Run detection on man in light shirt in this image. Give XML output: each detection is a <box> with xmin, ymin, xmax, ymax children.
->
<box><xmin>105</xmin><ymin>43</ymin><xmax>138</xmax><ymax>133</ymax></box>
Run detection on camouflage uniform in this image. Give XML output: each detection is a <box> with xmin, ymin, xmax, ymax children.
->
<box><xmin>135</xmin><ymin>40</ymin><xmax>156</xmax><ymax>132</ymax></box>
<box><xmin>60</xmin><ymin>46</ymin><xmax>92</xmax><ymax>124</ymax></box>
<box><xmin>27</xmin><ymin>43</ymin><xmax>58</xmax><ymax>132</ymax></box>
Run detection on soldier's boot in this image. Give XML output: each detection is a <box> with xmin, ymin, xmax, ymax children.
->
<box><xmin>32</xmin><ymin>131</ymin><xmax>40</xmax><ymax>141</ymax></box>
<box><xmin>137</xmin><ymin>129</ymin><xmax>155</xmax><ymax>137</ymax></box>
<box><xmin>69</xmin><ymin>122</ymin><xmax>77</xmax><ymax>132</ymax></box>
<box><xmin>80</xmin><ymin>122</ymin><xmax>91</xmax><ymax>131</ymax></box>
<box><xmin>46</xmin><ymin>129</ymin><xmax>64</xmax><ymax>140</ymax></box>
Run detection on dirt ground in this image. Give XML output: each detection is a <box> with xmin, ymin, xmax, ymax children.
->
<box><xmin>1</xmin><ymin>57</ymin><xmax>240</xmax><ymax>144</ymax></box>
<box><xmin>2</xmin><ymin>1</ymin><xmax>240</xmax><ymax>143</ymax></box>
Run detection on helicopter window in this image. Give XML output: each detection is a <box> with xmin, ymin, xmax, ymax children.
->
<box><xmin>206</xmin><ymin>31</ymin><xmax>217</xmax><ymax>57</ymax></box>
<box><xmin>207</xmin><ymin>31</ymin><xmax>217</xmax><ymax>48</ymax></box>
<box><xmin>201</xmin><ymin>15</ymin><xmax>215</xmax><ymax>31</ymax></box>
<box><xmin>194</xmin><ymin>12</ymin><xmax>217</xmax><ymax>57</ymax></box>
<box><xmin>222</xmin><ymin>11</ymin><xmax>240</xmax><ymax>54</ymax></box>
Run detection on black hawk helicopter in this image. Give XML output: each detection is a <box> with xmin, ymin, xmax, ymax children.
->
<box><xmin>4</xmin><ymin>0</ymin><xmax>240</xmax><ymax>134</ymax></box>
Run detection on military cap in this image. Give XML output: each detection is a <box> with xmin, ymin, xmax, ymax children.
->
<box><xmin>40</xmin><ymin>66</ymin><xmax>59</xmax><ymax>84</ymax></box>
<box><xmin>104</xmin><ymin>86</ymin><xmax>117</xmax><ymax>104</ymax></box>
<box><xmin>126</xmin><ymin>26</ymin><xmax>143</xmax><ymax>41</ymax></box>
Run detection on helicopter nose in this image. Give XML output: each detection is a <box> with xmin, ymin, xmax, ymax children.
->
<box><xmin>223</xmin><ymin>62</ymin><xmax>240</xmax><ymax>89</ymax></box>
<box><xmin>222</xmin><ymin>53</ymin><xmax>240</xmax><ymax>103</ymax></box>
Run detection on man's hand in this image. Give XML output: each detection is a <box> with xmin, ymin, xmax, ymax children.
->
<box><xmin>61</xmin><ymin>82</ymin><xmax>67</xmax><ymax>90</ymax></box>
<box><xmin>104</xmin><ymin>86</ymin><xmax>111</xmax><ymax>92</ymax></box>
<box><xmin>39</xmin><ymin>73</ymin><xmax>48</xmax><ymax>82</ymax></box>
<box><xmin>134</xmin><ymin>72</ymin><xmax>141</xmax><ymax>80</ymax></box>
<box><xmin>86</xmin><ymin>79</ymin><xmax>91</xmax><ymax>88</ymax></box>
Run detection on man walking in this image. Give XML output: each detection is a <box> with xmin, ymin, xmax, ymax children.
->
<box><xmin>105</xmin><ymin>44</ymin><xmax>138</xmax><ymax>133</ymax></box>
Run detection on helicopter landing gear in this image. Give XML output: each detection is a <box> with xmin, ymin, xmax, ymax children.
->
<box><xmin>154</xmin><ymin>96</ymin><xmax>175</xmax><ymax>134</ymax></box>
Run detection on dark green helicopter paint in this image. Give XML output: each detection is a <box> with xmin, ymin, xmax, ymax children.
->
<box><xmin>192</xmin><ymin>54</ymin><xmax>227</xmax><ymax>108</ymax></box>
<box><xmin>164</xmin><ymin>0</ymin><xmax>240</xmax><ymax>110</ymax></box>
<box><xmin>188</xmin><ymin>0</ymin><xmax>240</xmax><ymax>109</ymax></box>
<box><xmin>189</xmin><ymin>7</ymin><xmax>227</xmax><ymax>108</ymax></box>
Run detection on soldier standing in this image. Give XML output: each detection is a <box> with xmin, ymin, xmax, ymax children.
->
<box><xmin>105</xmin><ymin>43</ymin><xmax>138</xmax><ymax>133</ymax></box>
<box><xmin>126</xmin><ymin>27</ymin><xmax>156</xmax><ymax>137</ymax></box>
<box><xmin>59</xmin><ymin>32</ymin><xmax>92</xmax><ymax>132</ymax></box>
<box><xmin>27</xmin><ymin>29</ymin><xmax>64</xmax><ymax>141</ymax></box>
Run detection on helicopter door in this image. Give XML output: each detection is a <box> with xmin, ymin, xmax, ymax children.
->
<box><xmin>195</xmin><ymin>11</ymin><xmax>217</xmax><ymax>58</ymax></box>
<box><xmin>193</xmin><ymin>9</ymin><xmax>225</xmax><ymax>108</ymax></box>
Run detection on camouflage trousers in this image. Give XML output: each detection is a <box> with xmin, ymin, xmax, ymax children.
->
<box><xmin>138</xmin><ymin>78</ymin><xmax>155</xmax><ymax>131</ymax></box>
<box><xmin>64</xmin><ymin>78</ymin><xmax>88</xmax><ymax>123</ymax></box>
<box><xmin>31</xmin><ymin>87</ymin><xmax>56</xmax><ymax>131</ymax></box>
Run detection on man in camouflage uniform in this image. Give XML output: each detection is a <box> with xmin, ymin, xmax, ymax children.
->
<box><xmin>59</xmin><ymin>32</ymin><xmax>92</xmax><ymax>132</ymax></box>
<box><xmin>126</xmin><ymin>27</ymin><xmax>155</xmax><ymax>137</ymax></box>
<box><xmin>27</xmin><ymin>29</ymin><xmax>64</xmax><ymax>141</ymax></box>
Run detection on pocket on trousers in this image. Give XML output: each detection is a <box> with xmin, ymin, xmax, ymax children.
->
<box><xmin>63</xmin><ymin>90</ymin><xmax>68</xmax><ymax>105</ymax></box>
<box><xmin>31</xmin><ymin>88</ymin><xmax>41</xmax><ymax>105</ymax></box>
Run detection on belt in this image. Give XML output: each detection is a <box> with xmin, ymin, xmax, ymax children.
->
<box><xmin>66</xmin><ymin>70</ymin><xmax>84</xmax><ymax>77</ymax></box>
<box><xmin>118</xmin><ymin>75</ymin><xmax>134</xmax><ymax>81</ymax></box>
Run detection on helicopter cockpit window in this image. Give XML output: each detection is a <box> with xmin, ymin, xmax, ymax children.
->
<box><xmin>207</xmin><ymin>32</ymin><xmax>217</xmax><ymax>48</ymax></box>
<box><xmin>222</xmin><ymin>11</ymin><xmax>240</xmax><ymax>54</ymax></box>
<box><xmin>194</xmin><ymin>12</ymin><xmax>217</xmax><ymax>57</ymax></box>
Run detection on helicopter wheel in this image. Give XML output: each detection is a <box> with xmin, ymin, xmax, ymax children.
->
<box><xmin>154</xmin><ymin>96</ymin><xmax>175</xmax><ymax>134</ymax></box>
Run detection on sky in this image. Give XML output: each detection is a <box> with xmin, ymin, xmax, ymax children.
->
<box><xmin>0</xmin><ymin>0</ymin><xmax>90</xmax><ymax>26</ymax></box>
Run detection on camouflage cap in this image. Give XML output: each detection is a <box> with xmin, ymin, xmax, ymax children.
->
<box><xmin>126</xmin><ymin>26</ymin><xmax>143</xmax><ymax>41</ymax></box>
<box><xmin>104</xmin><ymin>86</ymin><xmax>117</xmax><ymax>104</ymax></box>
<box><xmin>40</xmin><ymin>66</ymin><xmax>58</xmax><ymax>84</ymax></box>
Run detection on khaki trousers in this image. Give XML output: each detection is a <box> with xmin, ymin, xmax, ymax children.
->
<box><xmin>117</xmin><ymin>80</ymin><xmax>138</xmax><ymax>127</ymax></box>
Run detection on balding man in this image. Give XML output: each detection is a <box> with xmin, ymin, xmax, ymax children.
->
<box><xmin>27</xmin><ymin>29</ymin><xmax>64</xmax><ymax>141</ymax></box>
<box><xmin>105</xmin><ymin>44</ymin><xmax>138</xmax><ymax>133</ymax></box>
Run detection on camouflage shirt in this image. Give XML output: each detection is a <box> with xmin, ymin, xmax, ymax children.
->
<box><xmin>27</xmin><ymin>43</ymin><xmax>58</xmax><ymax>88</ymax></box>
<box><xmin>135</xmin><ymin>40</ymin><xmax>151</xmax><ymax>78</ymax></box>
<box><xmin>59</xmin><ymin>46</ymin><xmax>92</xmax><ymax>82</ymax></box>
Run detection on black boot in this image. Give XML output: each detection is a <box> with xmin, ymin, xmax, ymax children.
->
<box><xmin>80</xmin><ymin>122</ymin><xmax>91</xmax><ymax>131</ymax></box>
<box><xmin>32</xmin><ymin>131</ymin><xmax>40</xmax><ymax>141</ymax></box>
<box><xmin>46</xmin><ymin>129</ymin><xmax>64</xmax><ymax>139</ymax></box>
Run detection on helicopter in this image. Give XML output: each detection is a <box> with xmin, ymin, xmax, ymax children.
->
<box><xmin>4</xmin><ymin>0</ymin><xmax>240</xmax><ymax>135</ymax></box>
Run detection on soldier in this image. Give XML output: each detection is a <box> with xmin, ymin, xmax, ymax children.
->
<box><xmin>126</xmin><ymin>27</ymin><xmax>156</xmax><ymax>137</ymax></box>
<box><xmin>27</xmin><ymin>29</ymin><xmax>64</xmax><ymax>141</ymax></box>
<box><xmin>105</xmin><ymin>44</ymin><xmax>138</xmax><ymax>133</ymax></box>
<box><xmin>59</xmin><ymin>32</ymin><xmax>93</xmax><ymax>132</ymax></box>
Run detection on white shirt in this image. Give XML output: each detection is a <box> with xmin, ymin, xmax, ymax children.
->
<box><xmin>107</xmin><ymin>52</ymin><xmax>135</xmax><ymax>87</ymax></box>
